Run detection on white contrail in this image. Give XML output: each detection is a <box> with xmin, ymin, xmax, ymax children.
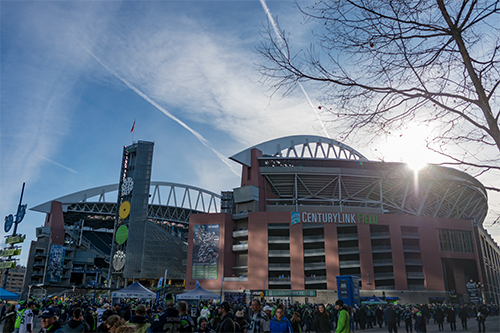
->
<box><xmin>80</xmin><ymin>43</ymin><xmax>240</xmax><ymax>177</ymax></box>
<box><xmin>34</xmin><ymin>153</ymin><xmax>80</xmax><ymax>174</ymax></box>
<box><xmin>259</xmin><ymin>0</ymin><xmax>330</xmax><ymax>138</ymax></box>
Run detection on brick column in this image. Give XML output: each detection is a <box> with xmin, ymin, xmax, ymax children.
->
<box><xmin>290</xmin><ymin>224</ymin><xmax>305</xmax><ymax>290</ymax></box>
<box><xmin>389</xmin><ymin>224</ymin><xmax>408</xmax><ymax>290</ymax></box>
<box><xmin>358</xmin><ymin>224</ymin><xmax>375</xmax><ymax>290</ymax></box>
<box><xmin>324</xmin><ymin>223</ymin><xmax>340</xmax><ymax>290</ymax></box>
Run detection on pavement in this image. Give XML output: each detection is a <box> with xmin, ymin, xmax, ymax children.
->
<box><xmin>348</xmin><ymin>318</ymin><xmax>500</xmax><ymax>333</ymax></box>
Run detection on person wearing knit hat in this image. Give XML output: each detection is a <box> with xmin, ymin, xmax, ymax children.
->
<box><xmin>334</xmin><ymin>300</ymin><xmax>349</xmax><ymax>333</ymax></box>
<box><xmin>195</xmin><ymin>316</ymin><xmax>214</xmax><ymax>333</ymax></box>
<box><xmin>412</xmin><ymin>305</ymin><xmax>426</xmax><ymax>333</ymax></box>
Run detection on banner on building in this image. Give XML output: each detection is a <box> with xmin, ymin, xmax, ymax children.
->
<box><xmin>191</xmin><ymin>225</ymin><xmax>219</xmax><ymax>279</ymax></box>
<box><xmin>47</xmin><ymin>245</ymin><xmax>66</xmax><ymax>283</ymax></box>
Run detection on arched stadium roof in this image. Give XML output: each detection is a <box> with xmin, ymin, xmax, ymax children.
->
<box><xmin>230</xmin><ymin>135</ymin><xmax>368</xmax><ymax>167</ymax></box>
<box><xmin>30</xmin><ymin>181</ymin><xmax>221</xmax><ymax>227</ymax></box>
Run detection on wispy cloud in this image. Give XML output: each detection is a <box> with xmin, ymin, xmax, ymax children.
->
<box><xmin>80</xmin><ymin>42</ymin><xmax>241</xmax><ymax>177</ymax></box>
<box><xmin>259</xmin><ymin>0</ymin><xmax>330</xmax><ymax>138</ymax></box>
<box><xmin>33</xmin><ymin>153</ymin><xmax>80</xmax><ymax>174</ymax></box>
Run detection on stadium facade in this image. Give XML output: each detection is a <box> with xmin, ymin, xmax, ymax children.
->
<box><xmin>187</xmin><ymin>135</ymin><xmax>500</xmax><ymax>304</ymax></box>
<box><xmin>23</xmin><ymin>141</ymin><xmax>221</xmax><ymax>298</ymax></box>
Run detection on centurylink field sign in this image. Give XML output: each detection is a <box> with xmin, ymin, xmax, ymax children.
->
<box><xmin>291</xmin><ymin>212</ymin><xmax>378</xmax><ymax>225</ymax></box>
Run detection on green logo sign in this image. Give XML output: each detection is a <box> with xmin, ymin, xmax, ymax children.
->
<box><xmin>116</xmin><ymin>225</ymin><xmax>129</xmax><ymax>245</ymax></box>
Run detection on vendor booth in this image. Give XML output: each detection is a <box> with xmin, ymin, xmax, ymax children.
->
<box><xmin>176</xmin><ymin>286</ymin><xmax>219</xmax><ymax>301</ymax></box>
<box><xmin>111</xmin><ymin>282</ymin><xmax>156</xmax><ymax>304</ymax></box>
<box><xmin>0</xmin><ymin>287</ymin><xmax>20</xmax><ymax>300</ymax></box>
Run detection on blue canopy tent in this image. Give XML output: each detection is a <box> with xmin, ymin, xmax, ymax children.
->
<box><xmin>0</xmin><ymin>288</ymin><xmax>20</xmax><ymax>300</ymax></box>
<box><xmin>176</xmin><ymin>286</ymin><xmax>219</xmax><ymax>301</ymax></box>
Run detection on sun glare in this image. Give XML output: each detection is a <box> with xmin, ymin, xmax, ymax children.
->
<box><xmin>406</xmin><ymin>160</ymin><xmax>427</xmax><ymax>171</ymax></box>
<box><xmin>377</xmin><ymin>126</ymin><xmax>434</xmax><ymax>171</ymax></box>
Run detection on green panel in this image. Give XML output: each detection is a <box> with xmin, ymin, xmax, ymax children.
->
<box><xmin>0</xmin><ymin>249</ymin><xmax>21</xmax><ymax>257</ymax></box>
<box><xmin>116</xmin><ymin>225</ymin><xmax>129</xmax><ymax>245</ymax></box>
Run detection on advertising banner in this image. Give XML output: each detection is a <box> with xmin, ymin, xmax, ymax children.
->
<box><xmin>47</xmin><ymin>245</ymin><xmax>66</xmax><ymax>283</ymax></box>
<box><xmin>192</xmin><ymin>224</ymin><xmax>219</xmax><ymax>279</ymax></box>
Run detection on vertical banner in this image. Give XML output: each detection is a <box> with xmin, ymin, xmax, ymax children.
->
<box><xmin>191</xmin><ymin>225</ymin><xmax>219</xmax><ymax>279</ymax></box>
<box><xmin>47</xmin><ymin>245</ymin><xmax>66</xmax><ymax>283</ymax></box>
<box><xmin>162</xmin><ymin>269</ymin><xmax>168</xmax><ymax>305</ymax></box>
<box><xmin>156</xmin><ymin>277</ymin><xmax>163</xmax><ymax>306</ymax></box>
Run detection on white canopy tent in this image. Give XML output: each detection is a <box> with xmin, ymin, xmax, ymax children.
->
<box><xmin>111</xmin><ymin>282</ymin><xmax>156</xmax><ymax>303</ymax></box>
<box><xmin>176</xmin><ymin>286</ymin><xmax>220</xmax><ymax>301</ymax></box>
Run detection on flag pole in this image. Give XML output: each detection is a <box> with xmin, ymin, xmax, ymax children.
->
<box><xmin>131</xmin><ymin>119</ymin><xmax>136</xmax><ymax>144</ymax></box>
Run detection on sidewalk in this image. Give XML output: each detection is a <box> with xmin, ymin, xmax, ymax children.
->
<box><xmin>346</xmin><ymin>318</ymin><xmax>500</xmax><ymax>333</ymax></box>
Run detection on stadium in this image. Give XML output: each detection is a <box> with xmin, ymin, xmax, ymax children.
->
<box><xmin>187</xmin><ymin>135</ymin><xmax>500</xmax><ymax>305</ymax></box>
<box><xmin>23</xmin><ymin>141</ymin><xmax>222</xmax><ymax>298</ymax></box>
<box><xmin>21</xmin><ymin>136</ymin><xmax>500</xmax><ymax>305</ymax></box>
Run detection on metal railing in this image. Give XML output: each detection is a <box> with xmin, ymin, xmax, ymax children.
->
<box><xmin>339</xmin><ymin>260</ymin><xmax>360</xmax><ymax>267</ymax></box>
<box><xmin>337</xmin><ymin>233</ymin><xmax>358</xmax><ymax>240</ymax></box>
<box><xmin>268</xmin><ymin>250</ymin><xmax>290</xmax><ymax>255</ymax></box>
<box><xmin>224</xmin><ymin>277</ymin><xmax>248</xmax><ymax>282</ymax></box>
<box><xmin>304</xmin><ymin>248</ymin><xmax>325</xmax><ymax>255</ymax></box>
<box><xmin>232</xmin><ymin>244</ymin><xmax>248</xmax><ymax>251</ymax></box>
<box><xmin>407</xmin><ymin>272</ymin><xmax>425</xmax><ymax>278</ymax></box>
<box><xmin>405</xmin><ymin>259</ymin><xmax>423</xmax><ymax>265</ymax></box>
<box><xmin>304</xmin><ymin>262</ymin><xmax>326</xmax><ymax>269</ymax></box>
<box><xmin>403</xmin><ymin>246</ymin><xmax>422</xmax><ymax>252</ymax></box>
<box><xmin>268</xmin><ymin>263</ymin><xmax>291</xmax><ymax>268</ymax></box>
<box><xmin>232</xmin><ymin>229</ymin><xmax>249</xmax><ymax>237</ymax></box>
<box><xmin>374</xmin><ymin>272</ymin><xmax>394</xmax><ymax>279</ymax></box>
<box><xmin>371</xmin><ymin>232</ymin><xmax>390</xmax><ymax>238</ymax></box>
<box><xmin>372</xmin><ymin>245</ymin><xmax>392</xmax><ymax>252</ymax></box>
<box><xmin>305</xmin><ymin>275</ymin><xmax>327</xmax><ymax>282</ymax></box>
<box><xmin>373</xmin><ymin>259</ymin><xmax>393</xmax><ymax>265</ymax></box>
<box><xmin>401</xmin><ymin>232</ymin><xmax>420</xmax><ymax>238</ymax></box>
<box><xmin>268</xmin><ymin>236</ymin><xmax>290</xmax><ymax>241</ymax></box>
<box><xmin>269</xmin><ymin>277</ymin><xmax>291</xmax><ymax>282</ymax></box>
<box><xmin>338</xmin><ymin>247</ymin><xmax>359</xmax><ymax>253</ymax></box>
<box><xmin>303</xmin><ymin>235</ymin><xmax>325</xmax><ymax>241</ymax></box>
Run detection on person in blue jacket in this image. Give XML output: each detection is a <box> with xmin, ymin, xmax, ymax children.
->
<box><xmin>269</xmin><ymin>305</ymin><xmax>293</xmax><ymax>333</ymax></box>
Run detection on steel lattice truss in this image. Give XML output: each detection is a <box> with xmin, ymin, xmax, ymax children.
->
<box><xmin>31</xmin><ymin>181</ymin><xmax>221</xmax><ymax>225</ymax></box>
<box><xmin>260</xmin><ymin>158</ymin><xmax>488</xmax><ymax>224</ymax></box>
<box><xmin>230</xmin><ymin>135</ymin><xmax>368</xmax><ymax>167</ymax></box>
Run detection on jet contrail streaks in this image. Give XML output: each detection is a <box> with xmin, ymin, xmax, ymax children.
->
<box><xmin>259</xmin><ymin>0</ymin><xmax>330</xmax><ymax>138</ymax></box>
<box><xmin>80</xmin><ymin>43</ymin><xmax>240</xmax><ymax>177</ymax></box>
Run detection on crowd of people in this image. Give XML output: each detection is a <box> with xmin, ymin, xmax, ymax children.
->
<box><xmin>0</xmin><ymin>295</ymin><xmax>498</xmax><ymax>333</ymax></box>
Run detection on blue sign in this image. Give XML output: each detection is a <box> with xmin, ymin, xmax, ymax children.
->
<box><xmin>336</xmin><ymin>275</ymin><xmax>360</xmax><ymax>307</ymax></box>
<box><xmin>291</xmin><ymin>212</ymin><xmax>300</xmax><ymax>225</ymax></box>
<box><xmin>4</xmin><ymin>214</ymin><xmax>14</xmax><ymax>233</ymax></box>
<box><xmin>15</xmin><ymin>204</ymin><xmax>27</xmax><ymax>224</ymax></box>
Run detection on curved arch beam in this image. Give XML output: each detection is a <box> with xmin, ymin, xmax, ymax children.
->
<box><xmin>30</xmin><ymin>182</ymin><xmax>220</xmax><ymax>214</ymax></box>
<box><xmin>230</xmin><ymin>135</ymin><xmax>368</xmax><ymax>167</ymax></box>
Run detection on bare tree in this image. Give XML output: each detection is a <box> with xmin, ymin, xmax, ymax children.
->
<box><xmin>257</xmin><ymin>0</ymin><xmax>500</xmax><ymax>191</ymax></box>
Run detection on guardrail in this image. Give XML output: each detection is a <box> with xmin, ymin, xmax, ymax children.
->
<box><xmin>338</xmin><ymin>247</ymin><xmax>359</xmax><ymax>253</ymax></box>
<box><xmin>304</xmin><ymin>262</ymin><xmax>326</xmax><ymax>269</ymax></box>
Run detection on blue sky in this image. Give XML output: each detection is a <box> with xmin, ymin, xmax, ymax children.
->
<box><xmin>2</xmin><ymin>1</ymin><xmax>499</xmax><ymax>266</ymax></box>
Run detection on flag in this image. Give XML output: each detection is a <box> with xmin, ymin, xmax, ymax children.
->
<box><xmin>130</xmin><ymin>120</ymin><xmax>136</xmax><ymax>133</ymax></box>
